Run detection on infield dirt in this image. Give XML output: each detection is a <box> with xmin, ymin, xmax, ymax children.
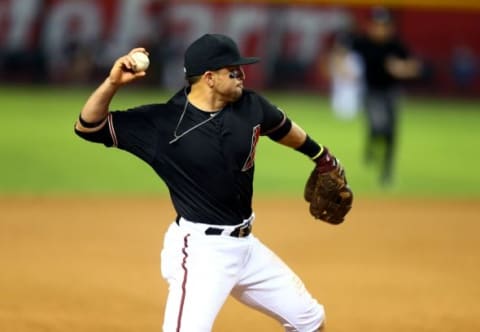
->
<box><xmin>1</xmin><ymin>197</ymin><xmax>479</xmax><ymax>331</ymax></box>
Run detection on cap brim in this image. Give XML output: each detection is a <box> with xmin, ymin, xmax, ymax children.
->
<box><xmin>200</xmin><ymin>57</ymin><xmax>261</xmax><ymax>74</ymax></box>
<box><xmin>229</xmin><ymin>57</ymin><xmax>260</xmax><ymax>66</ymax></box>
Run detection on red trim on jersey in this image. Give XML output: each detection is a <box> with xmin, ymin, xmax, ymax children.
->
<box><xmin>107</xmin><ymin>113</ymin><xmax>118</xmax><ymax>147</ymax></box>
<box><xmin>262</xmin><ymin>110</ymin><xmax>286</xmax><ymax>135</ymax></box>
<box><xmin>241</xmin><ymin>124</ymin><xmax>261</xmax><ymax>172</ymax></box>
<box><xmin>176</xmin><ymin>234</ymin><xmax>190</xmax><ymax>332</ymax></box>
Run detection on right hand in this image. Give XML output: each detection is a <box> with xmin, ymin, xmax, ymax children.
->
<box><xmin>109</xmin><ymin>48</ymin><xmax>149</xmax><ymax>86</ymax></box>
<box><xmin>385</xmin><ymin>56</ymin><xmax>421</xmax><ymax>80</ymax></box>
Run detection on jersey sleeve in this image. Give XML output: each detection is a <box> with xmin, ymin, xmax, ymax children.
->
<box><xmin>74</xmin><ymin>120</ymin><xmax>114</xmax><ymax>146</ymax></box>
<box><xmin>351</xmin><ymin>35</ymin><xmax>366</xmax><ymax>55</ymax></box>
<box><xmin>392</xmin><ymin>39</ymin><xmax>410</xmax><ymax>59</ymax></box>
<box><xmin>108</xmin><ymin>105</ymin><xmax>159</xmax><ymax>163</ymax></box>
<box><xmin>255</xmin><ymin>94</ymin><xmax>288</xmax><ymax>137</ymax></box>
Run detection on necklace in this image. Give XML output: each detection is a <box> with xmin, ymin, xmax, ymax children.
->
<box><xmin>169</xmin><ymin>99</ymin><xmax>223</xmax><ymax>144</ymax></box>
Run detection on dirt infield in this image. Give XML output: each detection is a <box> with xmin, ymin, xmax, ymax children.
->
<box><xmin>1</xmin><ymin>197</ymin><xmax>479</xmax><ymax>332</ymax></box>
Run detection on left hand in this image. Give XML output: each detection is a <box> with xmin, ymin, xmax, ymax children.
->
<box><xmin>304</xmin><ymin>147</ymin><xmax>353</xmax><ymax>224</ymax></box>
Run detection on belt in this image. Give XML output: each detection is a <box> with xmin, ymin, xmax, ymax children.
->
<box><xmin>175</xmin><ymin>215</ymin><xmax>253</xmax><ymax>238</ymax></box>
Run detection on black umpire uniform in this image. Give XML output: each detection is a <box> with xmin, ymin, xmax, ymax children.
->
<box><xmin>351</xmin><ymin>7</ymin><xmax>420</xmax><ymax>185</ymax></box>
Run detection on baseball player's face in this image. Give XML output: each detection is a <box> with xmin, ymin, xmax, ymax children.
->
<box><xmin>368</xmin><ymin>21</ymin><xmax>394</xmax><ymax>42</ymax></box>
<box><xmin>212</xmin><ymin>66</ymin><xmax>245</xmax><ymax>102</ymax></box>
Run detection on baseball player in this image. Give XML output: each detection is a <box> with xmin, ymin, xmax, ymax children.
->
<box><xmin>74</xmin><ymin>34</ymin><xmax>345</xmax><ymax>331</ymax></box>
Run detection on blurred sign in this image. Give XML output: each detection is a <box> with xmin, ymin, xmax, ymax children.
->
<box><xmin>0</xmin><ymin>0</ymin><xmax>479</xmax><ymax>95</ymax></box>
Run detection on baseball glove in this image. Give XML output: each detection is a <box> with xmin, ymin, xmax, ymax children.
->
<box><xmin>304</xmin><ymin>147</ymin><xmax>353</xmax><ymax>224</ymax></box>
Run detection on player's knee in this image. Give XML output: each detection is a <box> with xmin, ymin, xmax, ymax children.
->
<box><xmin>311</xmin><ymin>308</ymin><xmax>326</xmax><ymax>332</ymax></box>
<box><xmin>287</xmin><ymin>302</ymin><xmax>325</xmax><ymax>332</ymax></box>
<box><xmin>315</xmin><ymin>321</ymin><xmax>326</xmax><ymax>332</ymax></box>
<box><xmin>308</xmin><ymin>302</ymin><xmax>326</xmax><ymax>332</ymax></box>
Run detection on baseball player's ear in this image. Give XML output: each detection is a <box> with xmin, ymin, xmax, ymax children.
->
<box><xmin>204</xmin><ymin>72</ymin><xmax>214</xmax><ymax>88</ymax></box>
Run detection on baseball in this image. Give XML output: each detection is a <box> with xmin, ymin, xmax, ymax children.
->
<box><xmin>131</xmin><ymin>51</ymin><xmax>150</xmax><ymax>72</ymax></box>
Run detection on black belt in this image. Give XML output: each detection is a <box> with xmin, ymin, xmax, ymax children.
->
<box><xmin>175</xmin><ymin>216</ymin><xmax>252</xmax><ymax>238</ymax></box>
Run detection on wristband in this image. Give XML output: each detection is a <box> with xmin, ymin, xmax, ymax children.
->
<box><xmin>78</xmin><ymin>114</ymin><xmax>107</xmax><ymax>128</ymax></box>
<box><xmin>311</xmin><ymin>146</ymin><xmax>325</xmax><ymax>160</ymax></box>
<box><xmin>295</xmin><ymin>135</ymin><xmax>324</xmax><ymax>160</ymax></box>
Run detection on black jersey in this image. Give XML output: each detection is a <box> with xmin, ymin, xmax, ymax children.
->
<box><xmin>352</xmin><ymin>35</ymin><xmax>410</xmax><ymax>90</ymax></box>
<box><xmin>76</xmin><ymin>88</ymin><xmax>286</xmax><ymax>225</ymax></box>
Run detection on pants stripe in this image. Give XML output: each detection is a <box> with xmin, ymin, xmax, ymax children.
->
<box><xmin>176</xmin><ymin>234</ymin><xmax>190</xmax><ymax>332</ymax></box>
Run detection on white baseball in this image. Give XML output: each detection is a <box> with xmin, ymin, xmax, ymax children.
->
<box><xmin>131</xmin><ymin>52</ymin><xmax>150</xmax><ymax>72</ymax></box>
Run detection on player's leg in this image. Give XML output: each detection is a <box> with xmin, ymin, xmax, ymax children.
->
<box><xmin>231</xmin><ymin>235</ymin><xmax>325</xmax><ymax>332</ymax></box>
<box><xmin>160</xmin><ymin>222</ymin><xmax>240</xmax><ymax>332</ymax></box>
<box><xmin>365</xmin><ymin>88</ymin><xmax>399</xmax><ymax>185</ymax></box>
<box><xmin>382</xmin><ymin>131</ymin><xmax>394</xmax><ymax>185</ymax></box>
<box><xmin>364</xmin><ymin>89</ymin><xmax>387</xmax><ymax>165</ymax></box>
<box><xmin>380</xmin><ymin>89</ymin><xmax>398</xmax><ymax>185</ymax></box>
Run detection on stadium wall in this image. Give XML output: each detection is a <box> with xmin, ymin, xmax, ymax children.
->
<box><xmin>0</xmin><ymin>0</ymin><xmax>479</xmax><ymax>96</ymax></box>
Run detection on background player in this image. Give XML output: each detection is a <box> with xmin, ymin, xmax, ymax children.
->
<box><xmin>351</xmin><ymin>6</ymin><xmax>421</xmax><ymax>185</ymax></box>
<box><xmin>327</xmin><ymin>32</ymin><xmax>364</xmax><ymax>120</ymax></box>
<box><xmin>74</xmin><ymin>34</ymin><xmax>347</xmax><ymax>331</ymax></box>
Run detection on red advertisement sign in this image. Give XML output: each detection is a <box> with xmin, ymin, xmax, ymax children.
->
<box><xmin>1</xmin><ymin>0</ymin><xmax>479</xmax><ymax>94</ymax></box>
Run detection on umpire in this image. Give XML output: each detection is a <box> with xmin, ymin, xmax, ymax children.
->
<box><xmin>351</xmin><ymin>6</ymin><xmax>421</xmax><ymax>185</ymax></box>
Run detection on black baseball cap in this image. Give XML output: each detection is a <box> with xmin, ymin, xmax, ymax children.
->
<box><xmin>184</xmin><ymin>34</ymin><xmax>260</xmax><ymax>77</ymax></box>
<box><xmin>370</xmin><ymin>6</ymin><xmax>392</xmax><ymax>24</ymax></box>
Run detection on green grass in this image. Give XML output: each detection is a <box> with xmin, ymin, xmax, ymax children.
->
<box><xmin>1</xmin><ymin>85</ymin><xmax>479</xmax><ymax>198</ymax></box>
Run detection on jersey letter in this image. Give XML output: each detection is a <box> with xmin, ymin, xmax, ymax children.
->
<box><xmin>241</xmin><ymin>125</ymin><xmax>261</xmax><ymax>172</ymax></box>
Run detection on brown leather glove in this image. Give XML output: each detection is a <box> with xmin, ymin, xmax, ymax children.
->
<box><xmin>304</xmin><ymin>147</ymin><xmax>353</xmax><ymax>224</ymax></box>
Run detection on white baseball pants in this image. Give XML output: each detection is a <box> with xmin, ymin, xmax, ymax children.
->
<box><xmin>160</xmin><ymin>215</ymin><xmax>325</xmax><ymax>332</ymax></box>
